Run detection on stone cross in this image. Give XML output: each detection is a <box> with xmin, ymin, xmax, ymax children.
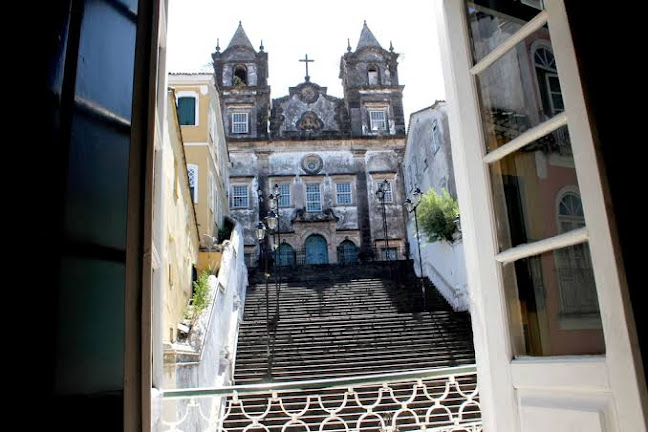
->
<box><xmin>299</xmin><ymin>54</ymin><xmax>314</xmax><ymax>82</ymax></box>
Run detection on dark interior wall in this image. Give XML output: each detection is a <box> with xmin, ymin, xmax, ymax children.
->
<box><xmin>564</xmin><ymin>2</ymin><xmax>646</xmax><ymax>382</ymax></box>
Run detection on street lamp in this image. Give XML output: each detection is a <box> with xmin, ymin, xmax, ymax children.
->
<box><xmin>375</xmin><ymin>179</ymin><xmax>390</xmax><ymax>262</ymax></box>
<box><xmin>405</xmin><ymin>187</ymin><xmax>426</xmax><ymax>310</ymax></box>
<box><xmin>256</xmin><ymin>220</ymin><xmax>273</xmax><ymax>381</ymax></box>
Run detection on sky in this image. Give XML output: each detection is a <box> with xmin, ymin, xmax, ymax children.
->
<box><xmin>167</xmin><ymin>0</ymin><xmax>446</xmax><ymax>122</ymax></box>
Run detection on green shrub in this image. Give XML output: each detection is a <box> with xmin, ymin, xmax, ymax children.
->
<box><xmin>417</xmin><ymin>188</ymin><xmax>460</xmax><ymax>243</ymax></box>
<box><xmin>190</xmin><ymin>269</ymin><xmax>212</xmax><ymax>317</ymax></box>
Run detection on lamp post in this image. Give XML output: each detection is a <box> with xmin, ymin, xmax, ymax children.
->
<box><xmin>266</xmin><ymin>185</ymin><xmax>283</xmax><ymax>327</ymax></box>
<box><xmin>375</xmin><ymin>179</ymin><xmax>390</xmax><ymax>261</ymax></box>
<box><xmin>256</xmin><ymin>221</ymin><xmax>271</xmax><ymax>361</ymax></box>
<box><xmin>405</xmin><ymin>187</ymin><xmax>426</xmax><ymax>310</ymax></box>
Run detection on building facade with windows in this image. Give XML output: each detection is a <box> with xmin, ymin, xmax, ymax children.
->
<box><xmin>168</xmin><ymin>73</ymin><xmax>230</xmax><ymax>251</ymax></box>
<box><xmin>215</xmin><ymin>22</ymin><xmax>407</xmax><ymax>265</ymax></box>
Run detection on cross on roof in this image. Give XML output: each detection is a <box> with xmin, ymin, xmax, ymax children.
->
<box><xmin>299</xmin><ymin>54</ymin><xmax>314</xmax><ymax>82</ymax></box>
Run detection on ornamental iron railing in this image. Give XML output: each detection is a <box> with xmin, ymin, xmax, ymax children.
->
<box><xmin>160</xmin><ymin>365</ymin><xmax>481</xmax><ymax>432</ymax></box>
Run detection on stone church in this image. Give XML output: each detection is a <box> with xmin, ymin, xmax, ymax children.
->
<box><xmin>213</xmin><ymin>22</ymin><xmax>407</xmax><ymax>265</ymax></box>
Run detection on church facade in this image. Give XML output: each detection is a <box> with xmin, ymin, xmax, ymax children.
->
<box><xmin>213</xmin><ymin>22</ymin><xmax>408</xmax><ymax>265</ymax></box>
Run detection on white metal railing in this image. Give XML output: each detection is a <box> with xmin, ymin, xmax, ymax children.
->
<box><xmin>160</xmin><ymin>365</ymin><xmax>481</xmax><ymax>432</ymax></box>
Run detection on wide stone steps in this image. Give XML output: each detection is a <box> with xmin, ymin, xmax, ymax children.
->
<box><xmin>225</xmin><ymin>262</ymin><xmax>479</xmax><ymax>430</ymax></box>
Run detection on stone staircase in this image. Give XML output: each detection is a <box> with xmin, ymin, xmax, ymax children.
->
<box><xmin>224</xmin><ymin>261</ymin><xmax>478</xmax><ymax>431</ymax></box>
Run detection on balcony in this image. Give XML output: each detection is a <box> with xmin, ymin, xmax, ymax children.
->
<box><xmin>161</xmin><ymin>365</ymin><xmax>481</xmax><ymax>432</ymax></box>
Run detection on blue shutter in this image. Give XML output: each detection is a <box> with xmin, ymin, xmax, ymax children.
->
<box><xmin>178</xmin><ymin>97</ymin><xmax>196</xmax><ymax>125</ymax></box>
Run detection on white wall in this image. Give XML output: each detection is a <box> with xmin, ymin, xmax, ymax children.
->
<box><xmin>404</xmin><ymin>103</ymin><xmax>469</xmax><ymax>311</ymax></box>
<box><xmin>410</xmin><ymin>232</ymin><xmax>469</xmax><ymax>311</ymax></box>
<box><xmin>160</xmin><ymin>222</ymin><xmax>248</xmax><ymax>432</ymax></box>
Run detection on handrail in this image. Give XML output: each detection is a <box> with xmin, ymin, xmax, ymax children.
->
<box><xmin>161</xmin><ymin>364</ymin><xmax>477</xmax><ymax>399</ymax></box>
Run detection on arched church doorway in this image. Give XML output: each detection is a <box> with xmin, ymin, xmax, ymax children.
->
<box><xmin>304</xmin><ymin>235</ymin><xmax>328</xmax><ymax>265</ymax></box>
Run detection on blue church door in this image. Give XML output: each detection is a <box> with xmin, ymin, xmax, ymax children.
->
<box><xmin>305</xmin><ymin>235</ymin><xmax>328</xmax><ymax>264</ymax></box>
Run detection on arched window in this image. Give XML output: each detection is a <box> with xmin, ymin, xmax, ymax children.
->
<box><xmin>367</xmin><ymin>65</ymin><xmax>379</xmax><ymax>85</ymax></box>
<box><xmin>557</xmin><ymin>192</ymin><xmax>584</xmax><ymax>233</ymax></box>
<box><xmin>555</xmin><ymin>191</ymin><xmax>598</xmax><ymax>316</ymax></box>
<box><xmin>337</xmin><ymin>240</ymin><xmax>358</xmax><ymax>265</ymax></box>
<box><xmin>233</xmin><ymin>65</ymin><xmax>247</xmax><ymax>86</ymax></box>
<box><xmin>533</xmin><ymin>47</ymin><xmax>564</xmax><ymax>117</ymax></box>
<box><xmin>276</xmin><ymin>243</ymin><xmax>296</xmax><ymax>267</ymax></box>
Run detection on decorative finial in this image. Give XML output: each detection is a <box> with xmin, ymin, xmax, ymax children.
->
<box><xmin>347</xmin><ymin>38</ymin><xmax>351</xmax><ymax>52</ymax></box>
<box><xmin>239</xmin><ymin>20</ymin><xmax>242</xmax><ymax>26</ymax></box>
<box><xmin>216</xmin><ymin>38</ymin><xmax>220</xmax><ymax>52</ymax></box>
<box><xmin>259</xmin><ymin>39</ymin><xmax>264</xmax><ymax>52</ymax></box>
<box><xmin>389</xmin><ymin>40</ymin><xmax>394</xmax><ymax>52</ymax></box>
<box><xmin>364</xmin><ymin>20</ymin><xmax>367</xmax><ymax>25</ymax></box>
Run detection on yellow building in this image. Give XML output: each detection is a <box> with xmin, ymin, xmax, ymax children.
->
<box><xmin>168</xmin><ymin>73</ymin><xmax>230</xmax><ymax>265</ymax></box>
<box><xmin>158</xmin><ymin>89</ymin><xmax>200</xmax><ymax>344</ymax></box>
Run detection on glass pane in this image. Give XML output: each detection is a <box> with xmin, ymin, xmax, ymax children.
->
<box><xmin>115</xmin><ymin>0</ymin><xmax>138</xmax><ymax>12</ymax></box>
<box><xmin>475</xmin><ymin>27</ymin><xmax>564</xmax><ymax>152</ymax></box>
<box><xmin>65</xmin><ymin>114</ymin><xmax>129</xmax><ymax>250</ymax></box>
<box><xmin>502</xmin><ymin>244</ymin><xmax>605</xmax><ymax>356</ymax></box>
<box><xmin>490</xmin><ymin>126</ymin><xmax>578</xmax><ymax>250</ymax></box>
<box><xmin>466</xmin><ymin>0</ymin><xmax>544</xmax><ymax>63</ymax></box>
<box><xmin>56</xmin><ymin>258</ymin><xmax>125</xmax><ymax>394</ymax></box>
<box><xmin>76</xmin><ymin>0</ymin><xmax>136</xmax><ymax>121</ymax></box>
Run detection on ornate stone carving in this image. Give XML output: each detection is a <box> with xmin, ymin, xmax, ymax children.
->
<box><xmin>291</xmin><ymin>208</ymin><xmax>339</xmax><ymax>223</ymax></box>
<box><xmin>298</xmin><ymin>84</ymin><xmax>319</xmax><ymax>104</ymax></box>
<box><xmin>301</xmin><ymin>154</ymin><xmax>323</xmax><ymax>174</ymax></box>
<box><xmin>297</xmin><ymin>111</ymin><xmax>323</xmax><ymax>131</ymax></box>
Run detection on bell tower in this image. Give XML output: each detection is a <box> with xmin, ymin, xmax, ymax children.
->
<box><xmin>212</xmin><ymin>22</ymin><xmax>270</xmax><ymax>139</ymax></box>
<box><xmin>339</xmin><ymin>21</ymin><xmax>405</xmax><ymax>137</ymax></box>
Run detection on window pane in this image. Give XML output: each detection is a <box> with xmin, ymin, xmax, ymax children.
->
<box><xmin>65</xmin><ymin>114</ymin><xmax>129</xmax><ymax>250</ymax></box>
<box><xmin>231</xmin><ymin>185</ymin><xmax>248</xmax><ymax>208</ymax></box>
<box><xmin>76</xmin><ymin>0</ymin><xmax>136</xmax><ymax>121</ymax></box>
<box><xmin>232</xmin><ymin>113</ymin><xmax>248</xmax><ymax>134</ymax></box>
<box><xmin>56</xmin><ymin>258</ymin><xmax>125</xmax><ymax>394</ymax></box>
<box><xmin>278</xmin><ymin>183</ymin><xmax>290</xmax><ymax>207</ymax></box>
<box><xmin>502</xmin><ymin>244</ymin><xmax>605</xmax><ymax>356</ymax></box>
<box><xmin>178</xmin><ymin>97</ymin><xmax>196</xmax><ymax>125</ymax></box>
<box><xmin>377</xmin><ymin>181</ymin><xmax>393</xmax><ymax>202</ymax></box>
<box><xmin>466</xmin><ymin>0</ymin><xmax>543</xmax><ymax>64</ymax></box>
<box><xmin>370</xmin><ymin>110</ymin><xmax>386</xmax><ymax>130</ymax></box>
<box><xmin>336</xmin><ymin>183</ymin><xmax>352</xmax><ymax>205</ymax></box>
<box><xmin>381</xmin><ymin>248</ymin><xmax>397</xmax><ymax>260</ymax></box>
<box><xmin>490</xmin><ymin>126</ymin><xmax>578</xmax><ymax>250</ymax></box>
<box><xmin>306</xmin><ymin>183</ymin><xmax>321</xmax><ymax>211</ymax></box>
<box><xmin>475</xmin><ymin>27</ymin><xmax>564</xmax><ymax>152</ymax></box>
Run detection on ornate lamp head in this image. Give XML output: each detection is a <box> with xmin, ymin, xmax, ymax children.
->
<box><xmin>256</xmin><ymin>222</ymin><xmax>266</xmax><ymax>241</ymax></box>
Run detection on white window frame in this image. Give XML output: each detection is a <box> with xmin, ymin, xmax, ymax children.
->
<box><xmin>336</xmin><ymin>182</ymin><xmax>352</xmax><ymax>205</ymax></box>
<box><xmin>231</xmin><ymin>112</ymin><xmax>249</xmax><ymax>134</ymax></box>
<box><xmin>532</xmin><ymin>44</ymin><xmax>565</xmax><ymax>117</ymax></box>
<box><xmin>305</xmin><ymin>183</ymin><xmax>322</xmax><ymax>212</ymax></box>
<box><xmin>376</xmin><ymin>180</ymin><xmax>393</xmax><ymax>203</ymax></box>
<box><xmin>175</xmin><ymin>91</ymin><xmax>199</xmax><ymax>126</ymax></box>
<box><xmin>437</xmin><ymin>0</ymin><xmax>646</xmax><ymax>429</ymax></box>
<box><xmin>277</xmin><ymin>183</ymin><xmax>291</xmax><ymax>207</ymax></box>
<box><xmin>545</xmin><ymin>72</ymin><xmax>564</xmax><ymax>115</ymax></box>
<box><xmin>369</xmin><ymin>109</ymin><xmax>387</xmax><ymax>131</ymax></box>
<box><xmin>230</xmin><ymin>184</ymin><xmax>249</xmax><ymax>209</ymax></box>
<box><xmin>187</xmin><ymin>164</ymin><xmax>198</xmax><ymax>203</ymax></box>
